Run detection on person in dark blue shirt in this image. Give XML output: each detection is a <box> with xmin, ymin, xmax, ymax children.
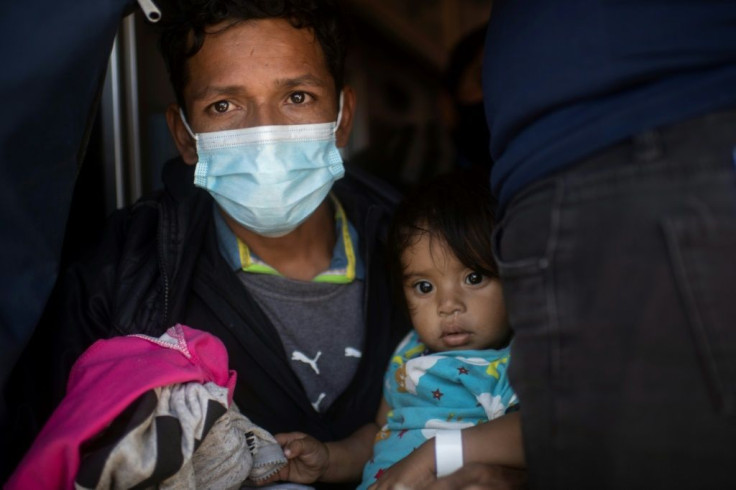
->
<box><xmin>483</xmin><ymin>1</ymin><xmax>736</xmax><ymax>488</ymax></box>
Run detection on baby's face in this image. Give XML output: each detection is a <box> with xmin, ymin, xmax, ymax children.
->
<box><xmin>401</xmin><ymin>234</ymin><xmax>509</xmax><ymax>352</ymax></box>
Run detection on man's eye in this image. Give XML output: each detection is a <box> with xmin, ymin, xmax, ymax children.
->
<box><xmin>413</xmin><ymin>281</ymin><xmax>433</xmax><ymax>294</ymax></box>
<box><xmin>289</xmin><ymin>92</ymin><xmax>307</xmax><ymax>104</ymax></box>
<box><xmin>213</xmin><ymin>100</ymin><xmax>229</xmax><ymax>113</ymax></box>
<box><xmin>465</xmin><ymin>272</ymin><xmax>484</xmax><ymax>285</ymax></box>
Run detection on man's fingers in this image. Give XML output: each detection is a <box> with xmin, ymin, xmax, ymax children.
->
<box><xmin>427</xmin><ymin>463</ymin><xmax>527</xmax><ymax>490</ymax></box>
<box><xmin>275</xmin><ymin>431</ymin><xmax>307</xmax><ymax>447</ymax></box>
<box><xmin>283</xmin><ymin>435</ymin><xmax>319</xmax><ymax>459</ymax></box>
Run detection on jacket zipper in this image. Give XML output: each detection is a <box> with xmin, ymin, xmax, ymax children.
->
<box><xmin>158</xmin><ymin>203</ymin><xmax>171</xmax><ymax>329</ymax></box>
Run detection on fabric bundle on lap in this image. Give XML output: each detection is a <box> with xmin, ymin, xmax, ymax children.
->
<box><xmin>75</xmin><ymin>383</ymin><xmax>285</xmax><ymax>489</ymax></box>
<box><xmin>7</xmin><ymin>324</ymin><xmax>286</xmax><ymax>489</ymax></box>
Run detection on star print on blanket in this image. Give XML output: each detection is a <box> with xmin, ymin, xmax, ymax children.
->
<box><xmin>358</xmin><ymin>330</ymin><xmax>518</xmax><ymax>490</ymax></box>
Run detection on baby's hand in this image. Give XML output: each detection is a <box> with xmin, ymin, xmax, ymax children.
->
<box><xmin>267</xmin><ymin>432</ymin><xmax>330</xmax><ymax>484</ymax></box>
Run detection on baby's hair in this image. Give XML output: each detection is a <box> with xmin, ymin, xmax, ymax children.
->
<box><xmin>387</xmin><ymin>170</ymin><xmax>499</xmax><ymax>317</ymax></box>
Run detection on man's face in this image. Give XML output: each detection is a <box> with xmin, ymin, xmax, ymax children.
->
<box><xmin>178</xmin><ymin>18</ymin><xmax>344</xmax><ymax>136</ymax></box>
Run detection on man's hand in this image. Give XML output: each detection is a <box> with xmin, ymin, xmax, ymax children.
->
<box><xmin>426</xmin><ymin>463</ymin><xmax>528</xmax><ymax>490</ymax></box>
<box><xmin>259</xmin><ymin>432</ymin><xmax>329</xmax><ymax>485</ymax></box>
<box><xmin>365</xmin><ymin>439</ymin><xmax>527</xmax><ymax>490</ymax></box>
<box><xmin>367</xmin><ymin>438</ymin><xmax>435</xmax><ymax>490</ymax></box>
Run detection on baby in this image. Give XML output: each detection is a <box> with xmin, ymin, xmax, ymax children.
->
<box><xmin>268</xmin><ymin>171</ymin><xmax>523</xmax><ymax>489</ymax></box>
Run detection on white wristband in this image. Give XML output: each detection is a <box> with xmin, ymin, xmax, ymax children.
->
<box><xmin>434</xmin><ymin>429</ymin><xmax>463</xmax><ymax>478</ymax></box>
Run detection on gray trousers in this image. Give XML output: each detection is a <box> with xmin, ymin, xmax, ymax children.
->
<box><xmin>494</xmin><ymin>109</ymin><xmax>736</xmax><ymax>489</ymax></box>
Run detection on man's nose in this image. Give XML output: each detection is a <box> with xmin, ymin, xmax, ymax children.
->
<box><xmin>250</xmin><ymin>103</ymin><xmax>282</xmax><ymax>127</ymax></box>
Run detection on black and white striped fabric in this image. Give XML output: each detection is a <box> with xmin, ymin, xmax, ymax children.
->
<box><xmin>75</xmin><ymin>382</ymin><xmax>286</xmax><ymax>489</ymax></box>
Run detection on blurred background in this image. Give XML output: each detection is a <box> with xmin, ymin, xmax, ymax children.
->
<box><xmin>65</xmin><ymin>0</ymin><xmax>492</xmax><ymax>263</ymax></box>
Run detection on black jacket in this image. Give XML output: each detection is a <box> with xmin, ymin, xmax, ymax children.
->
<box><xmin>4</xmin><ymin>158</ymin><xmax>410</xmax><ymax>485</ymax></box>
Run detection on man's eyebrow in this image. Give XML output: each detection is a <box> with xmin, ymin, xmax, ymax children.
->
<box><xmin>275</xmin><ymin>74</ymin><xmax>329</xmax><ymax>89</ymax></box>
<box><xmin>190</xmin><ymin>85</ymin><xmax>244</xmax><ymax>101</ymax></box>
<box><xmin>189</xmin><ymin>75</ymin><xmax>328</xmax><ymax>101</ymax></box>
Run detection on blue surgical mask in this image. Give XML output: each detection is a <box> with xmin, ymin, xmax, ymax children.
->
<box><xmin>181</xmin><ymin>96</ymin><xmax>345</xmax><ymax>237</ymax></box>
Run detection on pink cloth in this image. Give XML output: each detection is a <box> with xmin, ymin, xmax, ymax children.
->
<box><xmin>6</xmin><ymin>324</ymin><xmax>237</xmax><ymax>490</ymax></box>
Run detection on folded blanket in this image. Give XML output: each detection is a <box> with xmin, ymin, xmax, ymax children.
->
<box><xmin>7</xmin><ymin>324</ymin><xmax>286</xmax><ymax>489</ymax></box>
<box><xmin>75</xmin><ymin>382</ymin><xmax>286</xmax><ymax>489</ymax></box>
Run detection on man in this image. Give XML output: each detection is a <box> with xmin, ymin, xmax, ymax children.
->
<box><xmin>483</xmin><ymin>1</ymin><xmax>736</xmax><ymax>489</ymax></box>
<box><xmin>3</xmin><ymin>1</ymin><xmax>410</xmax><ymax>485</ymax></box>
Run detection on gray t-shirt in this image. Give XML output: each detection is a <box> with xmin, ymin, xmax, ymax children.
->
<box><xmin>238</xmin><ymin>271</ymin><xmax>365</xmax><ymax>413</ymax></box>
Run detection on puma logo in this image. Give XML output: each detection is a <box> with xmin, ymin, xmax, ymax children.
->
<box><xmin>344</xmin><ymin>347</ymin><xmax>362</xmax><ymax>358</ymax></box>
<box><xmin>311</xmin><ymin>393</ymin><xmax>327</xmax><ymax>412</ymax></box>
<box><xmin>291</xmin><ymin>350</ymin><xmax>322</xmax><ymax>375</ymax></box>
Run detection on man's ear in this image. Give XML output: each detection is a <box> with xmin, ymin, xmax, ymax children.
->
<box><xmin>335</xmin><ymin>85</ymin><xmax>356</xmax><ymax>149</ymax></box>
<box><xmin>166</xmin><ymin>103</ymin><xmax>198</xmax><ymax>165</ymax></box>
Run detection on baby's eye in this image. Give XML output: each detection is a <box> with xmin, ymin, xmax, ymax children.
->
<box><xmin>465</xmin><ymin>272</ymin><xmax>485</xmax><ymax>285</ymax></box>
<box><xmin>289</xmin><ymin>92</ymin><xmax>306</xmax><ymax>104</ymax></box>
<box><xmin>212</xmin><ymin>100</ymin><xmax>230</xmax><ymax>113</ymax></box>
<box><xmin>413</xmin><ymin>281</ymin><xmax>434</xmax><ymax>294</ymax></box>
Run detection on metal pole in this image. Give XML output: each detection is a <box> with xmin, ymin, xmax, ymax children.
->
<box><xmin>106</xmin><ymin>36</ymin><xmax>126</xmax><ymax>210</ymax></box>
<box><xmin>122</xmin><ymin>14</ymin><xmax>143</xmax><ymax>203</ymax></box>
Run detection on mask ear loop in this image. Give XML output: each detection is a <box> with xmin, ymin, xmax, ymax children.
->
<box><xmin>334</xmin><ymin>91</ymin><xmax>344</xmax><ymax>134</ymax></box>
<box><xmin>179</xmin><ymin>108</ymin><xmax>199</xmax><ymax>141</ymax></box>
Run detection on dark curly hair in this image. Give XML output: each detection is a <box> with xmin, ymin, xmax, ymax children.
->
<box><xmin>387</xmin><ymin>170</ymin><xmax>499</xmax><ymax>320</ymax></box>
<box><xmin>158</xmin><ymin>0</ymin><xmax>350</xmax><ymax>111</ymax></box>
